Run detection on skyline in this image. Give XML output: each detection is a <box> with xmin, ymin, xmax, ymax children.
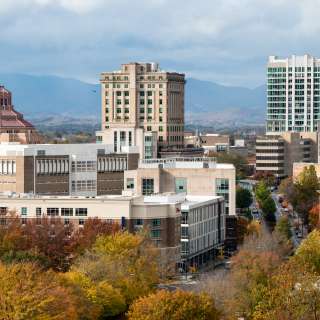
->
<box><xmin>1</xmin><ymin>0</ymin><xmax>320</xmax><ymax>87</ymax></box>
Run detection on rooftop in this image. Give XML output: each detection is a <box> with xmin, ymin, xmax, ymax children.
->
<box><xmin>139</xmin><ymin>157</ymin><xmax>234</xmax><ymax>170</ymax></box>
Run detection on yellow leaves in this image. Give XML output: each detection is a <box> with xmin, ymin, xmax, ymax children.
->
<box><xmin>0</xmin><ymin>263</ymin><xmax>78</xmax><ymax>320</ymax></box>
<box><xmin>127</xmin><ymin>290</ymin><xmax>221</xmax><ymax>320</ymax></box>
<box><xmin>295</xmin><ymin>229</ymin><xmax>320</xmax><ymax>274</ymax></box>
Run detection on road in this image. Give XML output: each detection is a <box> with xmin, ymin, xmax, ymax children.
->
<box><xmin>271</xmin><ymin>192</ymin><xmax>302</xmax><ymax>248</ymax></box>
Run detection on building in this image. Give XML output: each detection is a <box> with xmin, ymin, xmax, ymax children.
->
<box><xmin>97</xmin><ymin>62</ymin><xmax>185</xmax><ymax>156</ymax></box>
<box><xmin>0</xmin><ymin>86</ymin><xmax>42</xmax><ymax>144</ymax></box>
<box><xmin>267</xmin><ymin>55</ymin><xmax>320</xmax><ymax>133</ymax></box>
<box><xmin>255</xmin><ymin>132</ymin><xmax>319</xmax><ymax>178</ymax></box>
<box><xmin>180</xmin><ymin>195</ymin><xmax>225</xmax><ymax>268</ymax></box>
<box><xmin>293</xmin><ymin>162</ymin><xmax>320</xmax><ymax>180</ymax></box>
<box><xmin>0</xmin><ymin>143</ymin><xmax>139</xmax><ymax>196</ymax></box>
<box><xmin>123</xmin><ymin>157</ymin><xmax>236</xmax><ymax>216</ymax></box>
<box><xmin>0</xmin><ymin>192</ymin><xmax>225</xmax><ymax>270</ymax></box>
<box><xmin>184</xmin><ymin>133</ymin><xmax>230</xmax><ymax>153</ymax></box>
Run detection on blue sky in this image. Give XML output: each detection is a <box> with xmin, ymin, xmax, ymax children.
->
<box><xmin>0</xmin><ymin>0</ymin><xmax>319</xmax><ymax>87</ymax></box>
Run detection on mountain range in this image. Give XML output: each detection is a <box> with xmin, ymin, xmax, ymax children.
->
<box><xmin>0</xmin><ymin>73</ymin><xmax>266</xmax><ymax>128</ymax></box>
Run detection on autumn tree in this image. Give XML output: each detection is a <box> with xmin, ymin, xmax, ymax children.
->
<box><xmin>0</xmin><ymin>262</ymin><xmax>77</xmax><ymax>320</ymax></box>
<box><xmin>72</xmin><ymin>231</ymin><xmax>159</xmax><ymax>305</ymax></box>
<box><xmin>294</xmin><ymin>230</ymin><xmax>320</xmax><ymax>274</ymax></box>
<box><xmin>127</xmin><ymin>290</ymin><xmax>221</xmax><ymax>320</ymax></box>
<box><xmin>70</xmin><ymin>217</ymin><xmax>120</xmax><ymax>255</ymax></box>
<box><xmin>309</xmin><ymin>203</ymin><xmax>320</xmax><ymax>230</ymax></box>
<box><xmin>63</xmin><ymin>271</ymin><xmax>126</xmax><ymax>319</ymax></box>
<box><xmin>292</xmin><ymin>165</ymin><xmax>320</xmax><ymax>225</ymax></box>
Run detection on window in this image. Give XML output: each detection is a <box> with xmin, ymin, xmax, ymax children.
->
<box><xmin>79</xmin><ymin>219</ymin><xmax>85</xmax><ymax>225</ymax></box>
<box><xmin>151</xmin><ymin>230</ymin><xmax>161</xmax><ymax>238</ymax></box>
<box><xmin>124</xmin><ymin>91</ymin><xmax>129</xmax><ymax>96</ymax></box>
<box><xmin>147</xmin><ymin>91</ymin><xmax>152</xmax><ymax>96</ymax></box>
<box><xmin>126</xmin><ymin>178</ymin><xmax>134</xmax><ymax>189</ymax></box>
<box><xmin>142</xmin><ymin>178</ymin><xmax>154</xmax><ymax>195</ymax></box>
<box><xmin>159</xmin><ymin>99</ymin><xmax>163</xmax><ymax>105</ymax></box>
<box><xmin>147</xmin><ymin>99</ymin><xmax>153</xmax><ymax>105</ymax></box>
<box><xmin>21</xmin><ymin>207</ymin><xmax>28</xmax><ymax>216</ymax></box>
<box><xmin>175</xmin><ymin>177</ymin><xmax>187</xmax><ymax>193</ymax></box>
<box><xmin>159</xmin><ymin>126</ymin><xmax>163</xmax><ymax>132</ymax></box>
<box><xmin>134</xmin><ymin>219</ymin><xmax>143</xmax><ymax>226</ymax></box>
<box><xmin>47</xmin><ymin>208</ymin><xmax>59</xmax><ymax>216</ymax></box>
<box><xmin>159</xmin><ymin>136</ymin><xmax>163</xmax><ymax>142</ymax></box>
<box><xmin>140</xmin><ymin>91</ymin><xmax>145</xmax><ymax>96</ymax></box>
<box><xmin>147</xmin><ymin>126</ymin><xmax>152</xmax><ymax>131</ymax></box>
<box><xmin>181</xmin><ymin>226</ymin><xmax>188</xmax><ymax>238</ymax></box>
<box><xmin>36</xmin><ymin>207</ymin><xmax>42</xmax><ymax>217</ymax></box>
<box><xmin>181</xmin><ymin>211</ymin><xmax>188</xmax><ymax>224</ymax></box>
<box><xmin>152</xmin><ymin>219</ymin><xmax>161</xmax><ymax>227</ymax></box>
<box><xmin>64</xmin><ymin>219</ymin><xmax>70</xmax><ymax>225</ymax></box>
<box><xmin>75</xmin><ymin>208</ymin><xmax>88</xmax><ymax>216</ymax></box>
<box><xmin>61</xmin><ymin>208</ymin><xmax>73</xmax><ymax>216</ymax></box>
<box><xmin>125</xmin><ymin>99</ymin><xmax>129</xmax><ymax>105</ymax></box>
<box><xmin>0</xmin><ymin>207</ymin><xmax>7</xmax><ymax>215</ymax></box>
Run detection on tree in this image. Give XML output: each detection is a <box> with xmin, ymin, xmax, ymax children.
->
<box><xmin>255</xmin><ymin>181</ymin><xmax>270</xmax><ymax>205</ymax></box>
<box><xmin>70</xmin><ymin>217</ymin><xmax>120</xmax><ymax>255</ymax></box>
<box><xmin>0</xmin><ymin>262</ymin><xmax>77</xmax><ymax>320</ymax></box>
<box><xmin>236</xmin><ymin>187</ymin><xmax>253</xmax><ymax>211</ymax></box>
<box><xmin>127</xmin><ymin>290</ymin><xmax>221</xmax><ymax>320</ymax></box>
<box><xmin>275</xmin><ymin>216</ymin><xmax>292</xmax><ymax>240</ymax></box>
<box><xmin>215</xmin><ymin>152</ymin><xmax>248</xmax><ymax>179</ymax></box>
<box><xmin>292</xmin><ymin>165</ymin><xmax>320</xmax><ymax>225</ymax></box>
<box><xmin>253</xmin><ymin>171</ymin><xmax>276</xmax><ymax>187</ymax></box>
<box><xmin>72</xmin><ymin>232</ymin><xmax>159</xmax><ymax>305</ymax></box>
<box><xmin>294</xmin><ymin>230</ymin><xmax>320</xmax><ymax>274</ymax></box>
<box><xmin>261</xmin><ymin>197</ymin><xmax>276</xmax><ymax>223</ymax></box>
<box><xmin>64</xmin><ymin>271</ymin><xmax>126</xmax><ymax>319</ymax></box>
<box><xmin>309</xmin><ymin>204</ymin><xmax>320</xmax><ymax>230</ymax></box>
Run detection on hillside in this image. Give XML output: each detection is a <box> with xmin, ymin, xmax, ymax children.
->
<box><xmin>0</xmin><ymin>73</ymin><xmax>266</xmax><ymax>127</ymax></box>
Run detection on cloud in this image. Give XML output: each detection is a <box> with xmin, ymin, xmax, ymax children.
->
<box><xmin>0</xmin><ymin>0</ymin><xmax>319</xmax><ymax>86</ymax></box>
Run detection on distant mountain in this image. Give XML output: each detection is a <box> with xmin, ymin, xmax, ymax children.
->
<box><xmin>0</xmin><ymin>73</ymin><xmax>100</xmax><ymax>117</ymax></box>
<box><xmin>185</xmin><ymin>78</ymin><xmax>266</xmax><ymax>126</ymax></box>
<box><xmin>0</xmin><ymin>73</ymin><xmax>266</xmax><ymax>127</ymax></box>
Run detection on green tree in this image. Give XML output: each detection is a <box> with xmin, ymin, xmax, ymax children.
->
<box><xmin>215</xmin><ymin>152</ymin><xmax>248</xmax><ymax>179</ymax></box>
<box><xmin>261</xmin><ymin>197</ymin><xmax>276</xmax><ymax>223</ymax></box>
<box><xmin>275</xmin><ymin>216</ymin><xmax>292</xmax><ymax>240</ymax></box>
<box><xmin>127</xmin><ymin>290</ymin><xmax>221</xmax><ymax>320</ymax></box>
<box><xmin>236</xmin><ymin>187</ymin><xmax>253</xmax><ymax>211</ymax></box>
<box><xmin>255</xmin><ymin>181</ymin><xmax>270</xmax><ymax>205</ymax></box>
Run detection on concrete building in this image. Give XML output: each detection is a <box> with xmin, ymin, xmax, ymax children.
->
<box><xmin>0</xmin><ymin>143</ymin><xmax>139</xmax><ymax>196</ymax></box>
<box><xmin>0</xmin><ymin>192</ymin><xmax>225</xmax><ymax>269</ymax></box>
<box><xmin>267</xmin><ymin>55</ymin><xmax>320</xmax><ymax>133</ymax></box>
<box><xmin>293</xmin><ymin>162</ymin><xmax>320</xmax><ymax>180</ymax></box>
<box><xmin>255</xmin><ymin>132</ymin><xmax>319</xmax><ymax>178</ymax></box>
<box><xmin>97</xmin><ymin>62</ymin><xmax>185</xmax><ymax>156</ymax></box>
<box><xmin>184</xmin><ymin>133</ymin><xmax>230</xmax><ymax>153</ymax></box>
<box><xmin>0</xmin><ymin>86</ymin><xmax>42</xmax><ymax>144</ymax></box>
<box><xmin>180</xmin><ymin>195</ymin><xmax>225</xmax><ymax>268</ymax></box>
<box><xmin>123</xmin><ymin>157</ymin><xmax>236</xmax><ymax>216</ymax></box>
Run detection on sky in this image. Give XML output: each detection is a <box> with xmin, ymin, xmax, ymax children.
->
<box><xmin>1</xmin><ymin>0</ymin><xmax>320</xmax><ymax>87</ymax></box>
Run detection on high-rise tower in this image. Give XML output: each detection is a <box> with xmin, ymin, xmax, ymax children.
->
<box><xmin>267</xmin><ymin>54</ymin><xmax>320</xmax><ymax>133</ymax></box>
